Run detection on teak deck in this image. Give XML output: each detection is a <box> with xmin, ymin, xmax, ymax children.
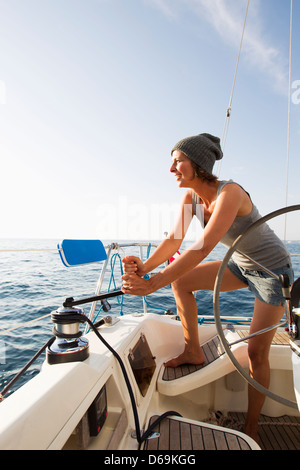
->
<box><xmin>143</xmin><ymin>414</ymin><xmax>300</xmax><ymax>451</ymax></box>
<box><xmin>158</xmin><ymin>329</ymin><xmax>298</xmax><ymax>451</ymax></box>
<box><xmin>228</xmin><ymin>412</ymin><xmax>300</xmax><ymax>451</ymax></box>
<box><xmin>143</xmin><ymin>415</ymin><xmax>253</xmax><ymax>450</ymax></box>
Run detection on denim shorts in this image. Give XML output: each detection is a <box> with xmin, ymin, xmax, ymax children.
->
<box><xmin>227</xmin><ymin>259</ymin><xmax>294</xmax><ymax>306</ymax></box>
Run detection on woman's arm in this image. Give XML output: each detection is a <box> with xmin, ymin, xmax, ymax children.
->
<box><xmin>121</xmin><ymin>184</ymin><xmax>245</xmax><ymax>295</ymax></box>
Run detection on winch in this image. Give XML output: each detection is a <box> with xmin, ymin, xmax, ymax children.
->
<box><xmin>46</xmin><ymin>289</ymin><xmax>123</xmax><ymax>365</ymax></box>
<box><xmin>46</xmin><ymin>305</ymin><xmax>89</xmax><ymax>364</ymax></box>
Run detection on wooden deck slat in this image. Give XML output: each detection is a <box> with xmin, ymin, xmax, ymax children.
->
<box><xmin>201</xmin><ymin>426</ymin><xmax>216</xmax><ymax>450</ymax></box>
<box><xmin>143</xmin><ymin>416</ymin><xmax>253</xmax><ymax>451</ymax></box>
<box><xmin>180</xmin><ymin>421</ymin><xmax>193</xmax><ymax>450</ymax></box>
<box><xmin>225</xmin><ymin>432</ymin><xmax>240</xmax><ymax>450</ymax></box>
<box><xmin>157</xmin><ymin>418</ymin><xmax>169</xmax><ymax>450</ymax></box>
<box><xmin>169</xmin><ymin>419</ymin><xmax>180</xmax><ymax>450</ymax></box>
<box><xmin>213</xmin><ymin>429</ymin><xmax>228</xmax><ymax>450</ymax></box>
<box><xmin>190</xmin><ymin>423</ymin><xmax>204</xmax><ymax>450</ymax></box>
<box><xmin>202</xmin><ymin>342</ymin><xmax>215</xmax><ymax>364</ymax></box>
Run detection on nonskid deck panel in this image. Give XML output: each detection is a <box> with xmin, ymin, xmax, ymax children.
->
<box><xmin>143</xmin><ymin>415</ymin><xmax>254</xmax><ymax>450</ymax></box>
<box><xmin>163</xmin><ymin>335</ymin><xmax>225</xmax><ymax>381</ymax></box>
<box><xmin>144</xmin><ymin>413</ymin><xmax>300</xmax><ymax>451</ymax></box>
<box><xmin>162</xmin><ymin>330</ymin><xmax>290</xmax><ymax>382</ymax></box>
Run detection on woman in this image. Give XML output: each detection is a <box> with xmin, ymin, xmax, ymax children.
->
<box><xmin>121</xmin><ymin>132</ymin><xmax>293</xmax><ymax>443</ymax></box>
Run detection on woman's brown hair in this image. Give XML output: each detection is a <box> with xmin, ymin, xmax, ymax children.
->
<box><xmin>191</xmin><ymin>161</ymin><xmax>218</xmax><ymax>183</ymax></box>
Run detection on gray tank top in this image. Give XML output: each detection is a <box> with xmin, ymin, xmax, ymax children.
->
<box><xmin>192</xmin><ymin>180</ymin><xmax>291</xmax><ymax>270</ymax></box>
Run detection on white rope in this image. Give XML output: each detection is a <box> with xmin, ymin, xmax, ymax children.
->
<box><xmin>284</xmin><ymin>0</ymin><xmax>293</xmax><ymax>242</ymax></box>
<box><xmin>0</xmin><ymin>313</ymin><xmax>51</xmax><ymax>336</ymax></box>
<box><xmin>216</xmin><ymin>0</ymin><xmax>250</xmax><ymax>177</ymax></box>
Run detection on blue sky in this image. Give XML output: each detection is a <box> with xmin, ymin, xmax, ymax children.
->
<box><xmin>0</xmin><ymin>0</ymin><xmax>299</xmax><ymax>241</ymax></box>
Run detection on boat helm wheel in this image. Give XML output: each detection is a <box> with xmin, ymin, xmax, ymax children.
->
<box><xmin>213</xmin><ymin>204</ymin><xmax>300</xmax><ymax>410</ymax></box>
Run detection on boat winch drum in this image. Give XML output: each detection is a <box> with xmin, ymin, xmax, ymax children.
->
<box><xmin>46</xmin><ymin>305</ymin><xmax>89</xmax><ymax>364</ymax></box>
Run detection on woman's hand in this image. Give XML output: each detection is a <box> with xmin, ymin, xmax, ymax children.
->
<box><xmin>122</xmin><ymin>256</ymin><xmax>146</xmax><ymax>277</ymax></box>
<box><xmin>121</xmin><ymin>256</ymin><xmax>152</xmax><ymax>296</ymax></box>
<box><xmin>121</xmin><ymin>272</ymin><xmax>153</xmax><ymax>296</ymax></box>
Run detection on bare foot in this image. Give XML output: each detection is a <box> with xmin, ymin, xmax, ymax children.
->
<box><xmin>164</xmin><ymin>349</ymin><xmax>205</xmax><ymax>368</ymax></box>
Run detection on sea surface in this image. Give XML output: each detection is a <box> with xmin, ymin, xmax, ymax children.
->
<box><xmin>0</xmin><ymin>238</ymin><xmax>300</xmax><ymax>397</ymax></box>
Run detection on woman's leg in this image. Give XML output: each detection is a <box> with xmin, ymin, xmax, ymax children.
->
<box><xmin>167</xmin><ymin>260</ymin><xmax>286</xmax><ymax>444</ymax></box>
<box><xmin>165</xmin><ymin>260</ymin><xmax>247</xmax><ymax>367</ymax></box>
<box><xmin>244</xmin><ymin>298</ymin><xmax>285</xmax><ymax>443</ymax></box>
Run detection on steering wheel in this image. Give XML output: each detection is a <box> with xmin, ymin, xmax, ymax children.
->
<box><xmin>213</xmin><ymin>204</ymin><xmax>300</xmax><ymax>410</ymax></box>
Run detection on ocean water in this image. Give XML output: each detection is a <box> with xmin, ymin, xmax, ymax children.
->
<box><xmin>0</xmin><ymin>238</ymin><xmax>299</xmax><ymax>397</ymax></box>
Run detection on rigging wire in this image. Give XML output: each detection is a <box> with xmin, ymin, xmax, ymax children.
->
<box><xmin>216</xmin><ymin>0</ymin><xmax>294</xmax><ymax>244</ymax></box>
<box><xmin>216</xmin><ymin>0</ymin><xmax>250</xmax><ymax>176</ymax></box>
<box><xmin>284</xmin><ymin>0</ymin><xmax>293</xmax><ymax>242</ymax></box>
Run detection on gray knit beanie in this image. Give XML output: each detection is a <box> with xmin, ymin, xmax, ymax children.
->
<box><xmin>171</xmin><ymin>133</ymin><xmax>223</xmax><ymax>175</ymax></box>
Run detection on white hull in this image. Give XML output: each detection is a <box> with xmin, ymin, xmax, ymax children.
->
<box><xmin>0</xmin><ymin>312</ymin><xmax>297</xmax><ymax>450</ymax></box>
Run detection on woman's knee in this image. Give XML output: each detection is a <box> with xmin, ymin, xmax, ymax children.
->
<box><xmin>247</xmin><ymin>340</ymin><xmax>270</xmax><ymax>367</ymax></box>
<box><xmin>171</xmin><ymin>278</ymin><xmax>184</xmax><ymax>295</ymax></box>
<box><xmin>171</xmin><ymin>277</ymin><xmax>192</xmax><ymax>296</ymax></box>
